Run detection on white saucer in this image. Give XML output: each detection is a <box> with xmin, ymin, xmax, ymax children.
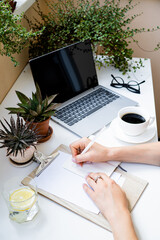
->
<box><xmin>110</xmin><ymin>118</ymin><xmax>156</xmax><ymax>143</ymax></box>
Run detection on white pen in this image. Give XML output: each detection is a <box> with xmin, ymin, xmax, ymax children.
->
<box><xmin>80</xmin><ymin>126</ymin><xmax>106</xmax><ymax>155</ymax></box>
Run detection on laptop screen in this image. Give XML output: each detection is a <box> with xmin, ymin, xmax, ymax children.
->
<box><xmin>29</xmin><ymin>40</ymin><xmax>98</xmax><ymax>103</ymax></box>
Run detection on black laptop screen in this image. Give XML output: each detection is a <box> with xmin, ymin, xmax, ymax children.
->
<box><xmin>29</xmin><ymin>40</ymin><xmax>98</xmax><ymax>103</ymax></box>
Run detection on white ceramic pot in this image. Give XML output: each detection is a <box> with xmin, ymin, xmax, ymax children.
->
<box><xmin>9</xmin><ymin>145</ymin><xmax>35</xmax><ymax>164</ymax></box>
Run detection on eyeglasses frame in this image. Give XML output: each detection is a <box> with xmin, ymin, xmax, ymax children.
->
<box><xmin>110</xmin><ymin>74</ymin><xmax>145</xmax><ymax>94</ymax></box>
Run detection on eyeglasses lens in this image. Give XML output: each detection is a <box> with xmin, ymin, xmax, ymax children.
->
<box><xmin>127</xmin><ymin>80</ymin><xmax>140</xmax><ymax>93</ymax></box>
<box><xmin>111</xmin><ymin>77</ymin><xmax>124</xmax><ymax>88</ymax></box>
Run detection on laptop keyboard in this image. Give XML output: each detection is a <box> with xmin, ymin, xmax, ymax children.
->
<box><xmin>54</xmin><ymin>88</ymin><xmax>119</xmax><ymax>126</ymax></box>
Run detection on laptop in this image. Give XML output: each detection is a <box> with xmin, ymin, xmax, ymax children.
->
<box><xmin>29</xmin><ymin>39</ymin><xmax>137</xmax><ymax>137</ymax></box>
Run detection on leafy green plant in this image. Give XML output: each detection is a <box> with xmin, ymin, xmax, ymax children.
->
<box><xmin>27</xmin><ymin>0</ymin><xmax>160</xmax><ymax>74</ymax></box>
<box><xmin>6</xmin><ymin>83</ymin><xmax>57</xmax><ymax>122</ymax></box>
<box><xmin>7</xmin><ymin>0</ymin><xmax>17</xmax><ymax>12</ymax></box>
<box><xmin>0</xmin><ymin>115</ymin><xmax>39</xmax><ymax>156</ymax></box>
<box><xmin>0</xmin><ymin>0</ymin><xmax>44</xmax><ymax>66</ymax></box>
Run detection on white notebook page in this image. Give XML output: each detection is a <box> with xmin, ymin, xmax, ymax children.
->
<box><xmin>34</xmin><ymin>151</ymin><xmax>124</xmax><ymax>214</ymax></box>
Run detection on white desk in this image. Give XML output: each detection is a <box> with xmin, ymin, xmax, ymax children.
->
<box><xmin>0</xmin><ymin>58</ymin><xmax>159</xmax><ymax>240</ymax></box>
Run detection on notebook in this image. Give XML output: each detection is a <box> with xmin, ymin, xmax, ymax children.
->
<box><xmin>29</xmin><ymin>40</ymin><xmax>137</xmax><ymax>137</ymax></box>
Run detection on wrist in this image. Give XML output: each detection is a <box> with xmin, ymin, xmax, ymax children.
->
<box><xmin>108</xmin><ymin>208</ymin><xmax>130</xmax><ymax>227</ymax></box>
<box><xmin>108</xmin><ymin>209</ymin><xmax>138</xmax><ymax>240</ymax></box>
<box><xmin>107</xmin><ymin>146</ymin><xmax>124</xmax><ymax>162</ymax></box>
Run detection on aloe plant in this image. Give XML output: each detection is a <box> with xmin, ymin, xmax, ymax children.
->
<box><xmin>0</xmin><ymin>115</ymin><xmax>39</xmax><ymax>156</ymax></box>
<box><xmin>6</xmin><ymin>83</ymin><xmax>57</xmax><ymax>122</ymax></box>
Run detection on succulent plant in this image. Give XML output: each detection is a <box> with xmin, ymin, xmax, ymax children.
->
<box><xmin>0</xmin><ymin>115</ymin><xmax>39</xmax><ymax>156</ymax></box>
<box><xmin>6</xmin><ymin>83</ymin><xmax>57</xmax><ymax>122</ymax></box>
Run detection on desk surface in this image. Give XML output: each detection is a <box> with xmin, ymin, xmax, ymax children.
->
<box><xmin>0</xmin><ymin>58</ymin><xmax>160</xmax><ymax>240</ymax></box>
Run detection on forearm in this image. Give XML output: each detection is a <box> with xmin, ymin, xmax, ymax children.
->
<box><xmin>110</xmin><ymin>209</ymin><xmax>138</xmax><ymax>240</ymax></box>
<box><xmin>108</xmin><ymin>142</ymin><xmax>160</xmax><ymax>166</ymax></box>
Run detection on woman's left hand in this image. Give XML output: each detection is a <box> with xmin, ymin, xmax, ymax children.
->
<box><xmin>83</xmin><ymin>172</ymin><xmax>129</xmax><ymax>225</ymax></box>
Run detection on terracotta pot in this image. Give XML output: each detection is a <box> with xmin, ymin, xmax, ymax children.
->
<box><xmin>9</xmin><ymin>145</ymin><xmax>35</xmax><ymax>165</ymax></box>
<box><xmin>27</xmin><ymin>118</ymin><xmax>53</xmax><ymax>143</ymax></box>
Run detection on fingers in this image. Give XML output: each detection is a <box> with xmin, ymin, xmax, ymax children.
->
<box><xmin>83</xmin><ymin>183</ymin><xmax>95</xmax><ymax>200</ymax></box>
<box><xmin>88</xmin><ymin>172</ymin><xmax>103</xmax><ymax>183</ymax></box>
<box><xmin>85</xmin><ymin>173</ymin><xmax>106</xmax><ymax>194</ymax></box>
<box><xmin>70</xmin><ymin>137</ymin><xmax>93</xmax><ymax>164</ymax></box>
<box><xmin>83</xmin><ymin>173</ymin><xmax>103</xmax><ymax>199</ymax></box>
<box><xmin>97</xmin><ymin>172</ymin><xmax>110</xmax><ymax>182</ymax></box>
<box><xmin>88</xmin><ymin>172</ymin><xmax>110</xmax><ymax>183</ymax></box>
<box><xmin>86</xmin><ymin>174</ymin><xmax>97</xmax><ymax>189</ymax></box>
<box><xmin>86</xmin><ymin>172</ymin><xmax>116</xmax><ymax>190</ymax></box>
<box><xmin>70</xmin><ymin>137</ymin><xmax>90</xmax><ymax>158</ymax></box>
<box><xmin>75</xmin><ymin>151</ymin><xmax>92</xmax><ymax>163</ymax></box>
<box><xmin>83</xmin><ymin>172</ymin><xmax>110</xmax><ymax>202</ymax></box>
<box><xmin>70</xmin><ymin>138</ymin><xmax>108</xmax><ymax>165</ymax></box>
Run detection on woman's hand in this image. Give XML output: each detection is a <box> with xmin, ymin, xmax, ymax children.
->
<box><xmin>70</xmin><ymin>137</ymin><xmax>108</xmax><ymax>164</ymax></box>
<box><xmin>83</xmin><ymin>172</ymin><xmax>128</xmax><ymax>223</ymax></box>
<box><xmin>84</xmin><ymin>172</ymin><xmax>138</xmax><ymax>240</ymax></box>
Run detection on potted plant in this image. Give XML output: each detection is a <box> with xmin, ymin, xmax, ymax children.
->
<box><xmin>6</xmin><ymin>83</ymin><xmax>57</xmax><ymax>143</ymax></box>
<box><xmin>0</xmin><ymin>0</ymin><xmax>43</xmax><ymax>66</ymax></box>
<box><xmin>27</xmin><ymin>0</ymin><xmax>160</xmax><ymax>74</ymax></box>
<box><xmin>0</xmin><ymin>115</ymin><xmax>39</xmax><ymax>166</ymax></box>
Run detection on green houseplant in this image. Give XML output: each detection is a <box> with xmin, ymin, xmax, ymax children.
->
<box><xmin>0</xmin><ymin>115</ymin><xmax>39</xmax><ymax>165</ymax></box>
<box><xmin>0</xmin><ymin>0</ymin><xmax>43</xmax><ymax>66</ymax></box>
<box><xmin>27</xmin><ymin>0</ymin><xmax>160</xmax><ymax>74</ymax></box>
<box><xmin>6</xmin><ymin>83</ymin><xmax>57</xmax><ymax>142</ymax></box>
<box><xmin>6</xmin><ymin>0</ymin><xmax>17</xmax><ymax>12</ymax></box>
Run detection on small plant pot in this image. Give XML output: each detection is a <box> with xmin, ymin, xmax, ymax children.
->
<box><xmin>28</xmin><ymin>118</ymin><xmax>53</xmax><ymax>143</ymax></box>
<box><xmin>9</xmin><ymin>145</ymin><xmax>35</xmax><ymax>166</ymax></box>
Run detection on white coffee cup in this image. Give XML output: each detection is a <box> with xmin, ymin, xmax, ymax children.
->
<box><xmin>118</xmin><ymin>106</ymin><xmax>155</xmax><ymax>136</ymax></box>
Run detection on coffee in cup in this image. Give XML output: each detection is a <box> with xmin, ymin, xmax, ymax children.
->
<box><xmin>118</xmin><ymin>106</ymin><xmax>155</xmax><ymax>136</ymax></box>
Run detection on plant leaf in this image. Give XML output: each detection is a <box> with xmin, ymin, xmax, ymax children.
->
<box><xmin>44</xmin><ymin>103</ymin><xmax>56</xmax><ymax>112</ymax></box>
<box><xmin>29</xmin><ymin>109</ymin><xmax>38</xmax><ymax>116</ymax></box>
<box><xmin>35</xmin><ymin>83</ymin><xmax>42</xmax><ymax>103</ymax></box>
<box><xmin>0</xmin><ymin>115</ymin><xmax>38</xmax><ymax>156</ymax></box>
<box><xmin>0</xmin><ymin>119</ymin><xmax>10</xmax><ymax>135</ymax></box>
<box><xmin>16</xmin><ymin>91</ymin><xmax>30</xmax><ymax>103</ymax></box>
<box><xmin>42</xmin><ymin>97</ymin><xmax>48</xmax><ymax>109</ymax></box>
<box><xmin>47</xmin><ymin>94</ymin><xmax>57</xmax><ymax>105</ymax></box>
<box><xmin>42</xmin><ymin>111</ymin><xmax>55</xmax><ymax>117</ymax></box>
<box><xmin>6</xmin><ymin>107</ymin><xmax>26</xmax><ymax>114</ymax></box>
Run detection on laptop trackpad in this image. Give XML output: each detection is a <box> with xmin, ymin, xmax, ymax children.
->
<box><xmin>71</xmin><ymin>107</ymin><xmax>117</xmax><ymax>137</ymax></box>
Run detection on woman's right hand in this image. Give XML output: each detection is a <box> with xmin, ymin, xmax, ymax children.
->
<box><xmin>70</xmin><ymin>137</ymin><xmax>109</xmax><ymax>164</ymax></box>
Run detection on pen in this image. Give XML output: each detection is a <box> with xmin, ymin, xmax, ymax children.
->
<box><xmin>80</xmin><ymin>126</ymin><xmax>106</xmax><ymax>155</ymax></box>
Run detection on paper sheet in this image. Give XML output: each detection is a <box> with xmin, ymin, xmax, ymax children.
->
<box><xmin>63</xmin><ymin>159</ymin><xmax>125</xmax><ymax>187</ymax></box>
<box><xmin>34</xmin><ymin>151</ymin><xmax>125</xmax><ymax>214</ymax></box>
<box><xmin>63</xmin><ymin>158</ymin><xmax>117</xmax><ymax>178</ymax></box>
<box><xmin>35</xmin><ymin>151</ymin><xmax>99</xmax><ymax>213</ymax></box>
<box><xmin>110</xmin><ymin>172</ymin><xmax>125</xmax><ymax>187</ymax></box>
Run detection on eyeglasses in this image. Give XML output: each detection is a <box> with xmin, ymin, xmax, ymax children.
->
<box><xmin>110</xmin><ymin>74</ymin><xmax>145</xmax><ymax>94</ymax></box>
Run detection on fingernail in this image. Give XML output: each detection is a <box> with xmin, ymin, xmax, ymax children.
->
<box><xmin>79</xmin><ymin>162</ymin><xmax>83</xmax><ymax>167</ymax></box>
